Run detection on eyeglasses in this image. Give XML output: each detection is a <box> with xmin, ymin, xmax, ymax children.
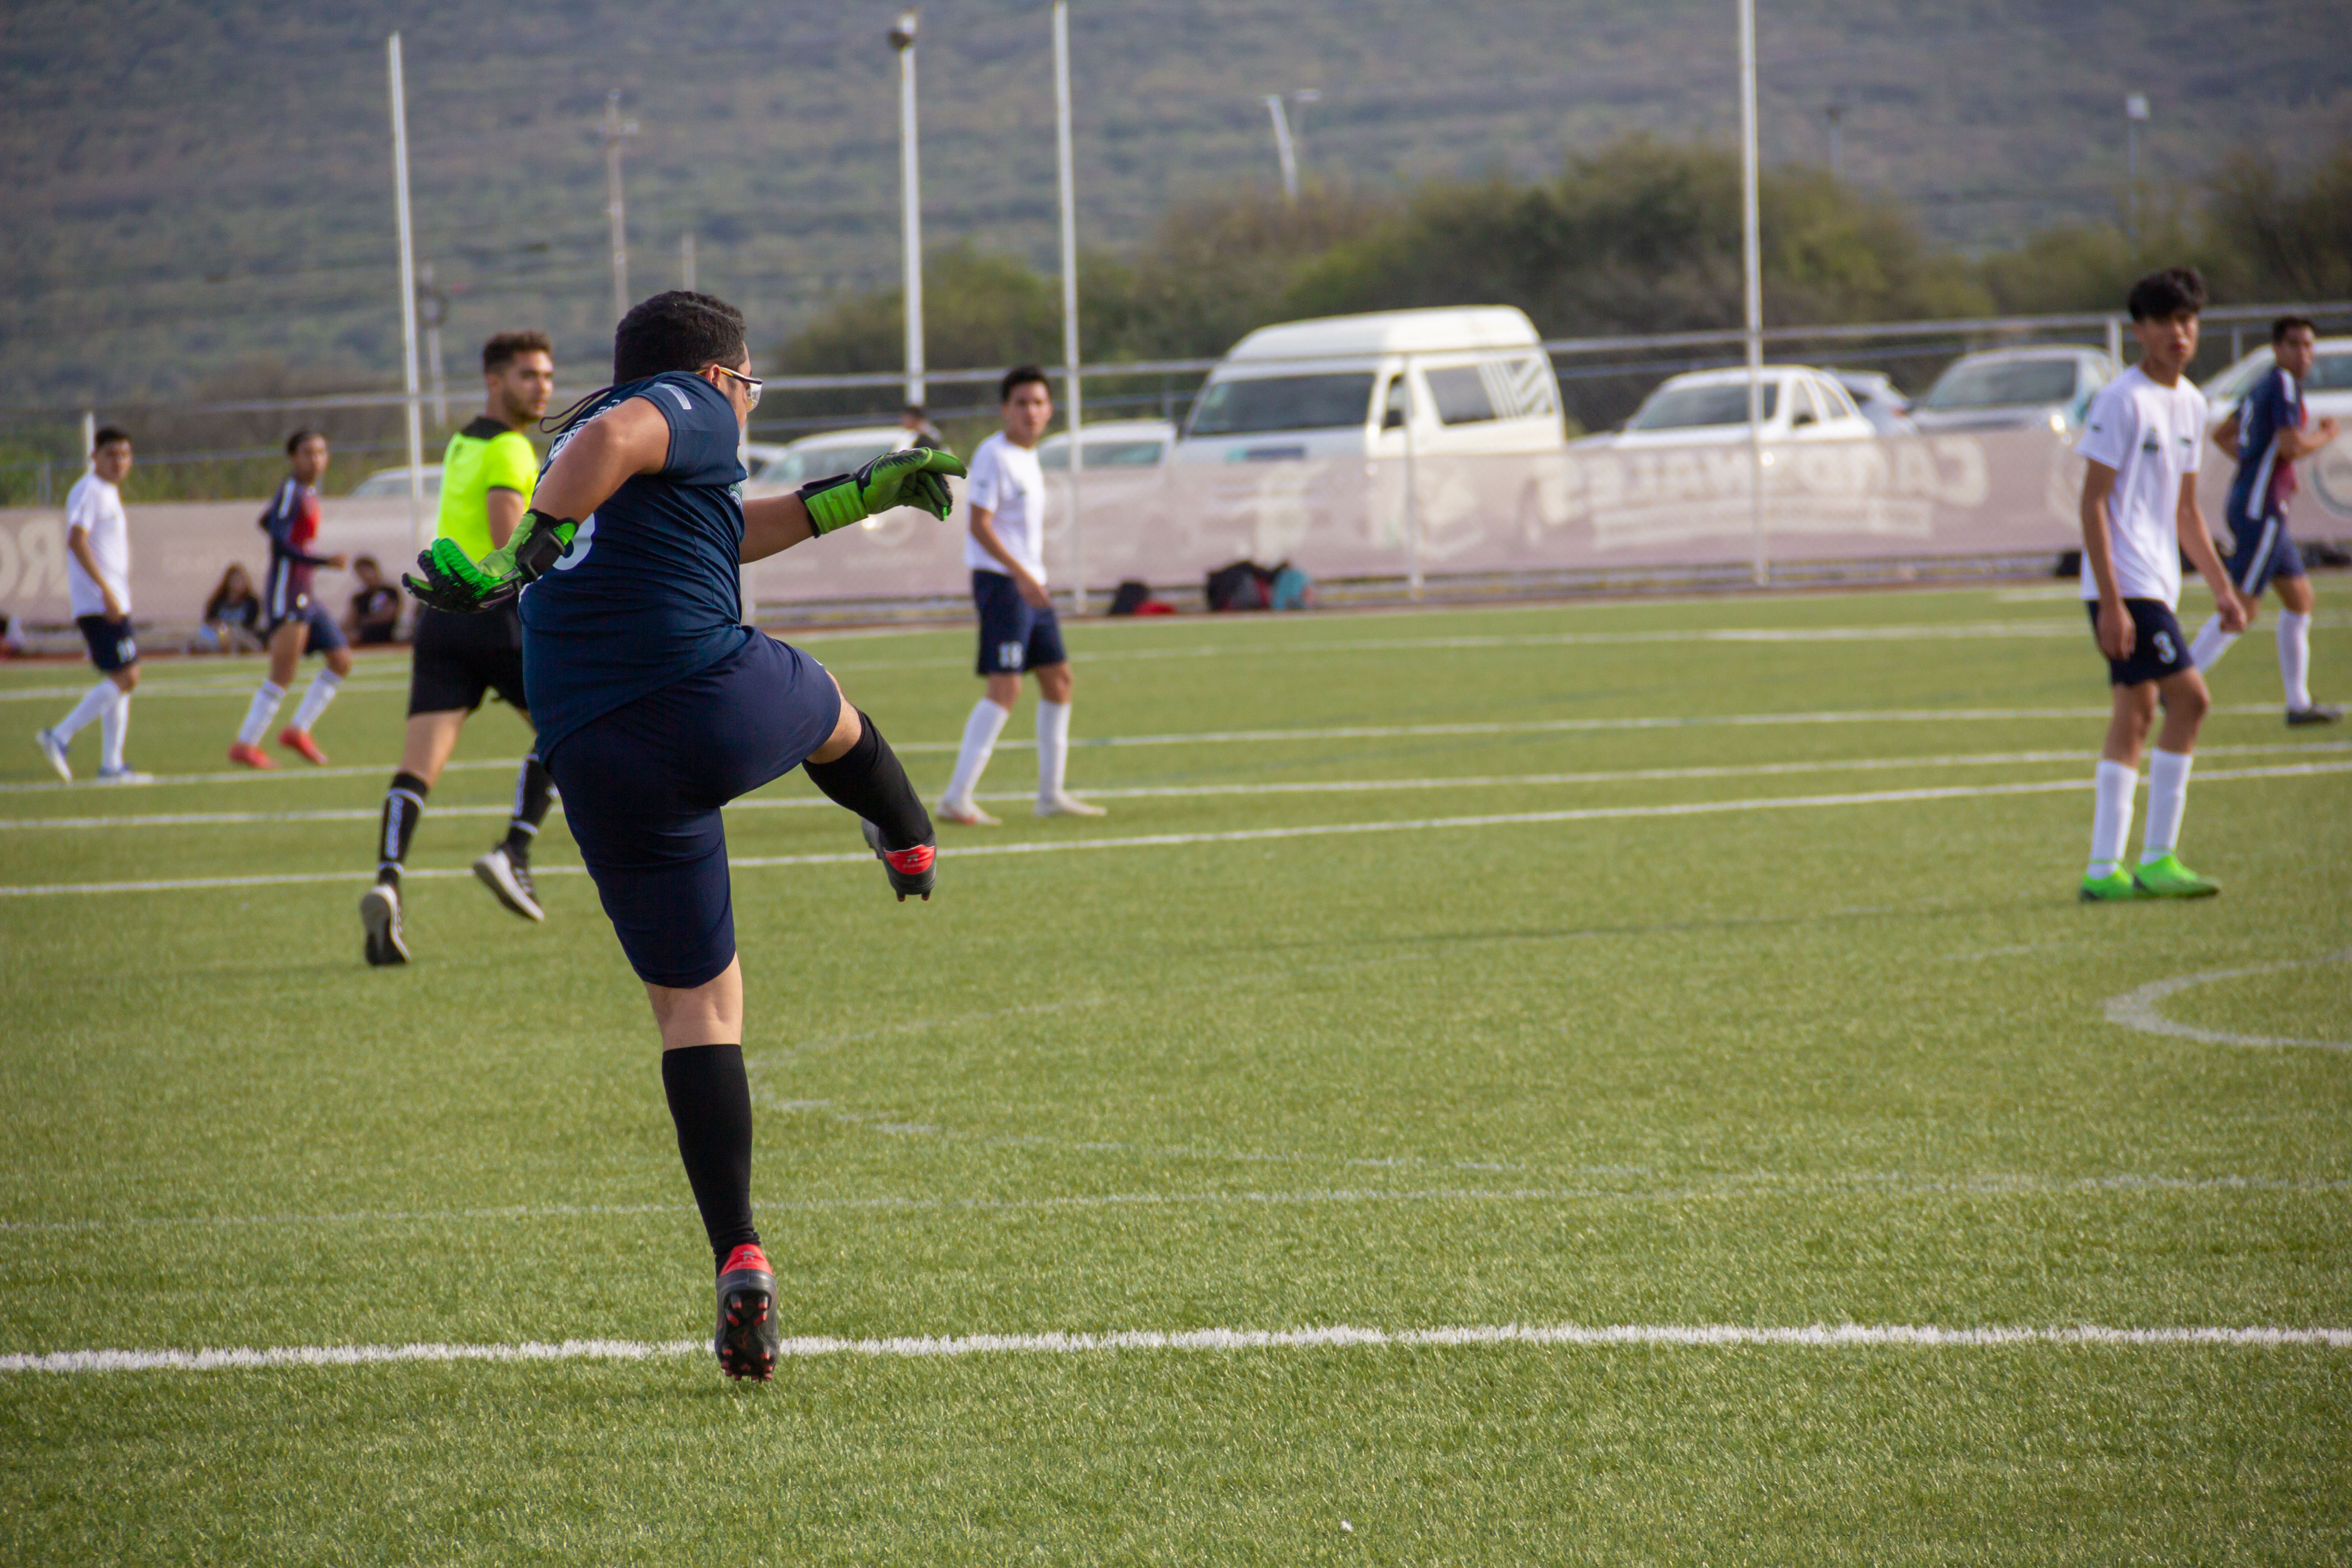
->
<box><xmin>710</xmin><ymin>365</ymin><xmax>764</xmax><ymax>409</ymax></box>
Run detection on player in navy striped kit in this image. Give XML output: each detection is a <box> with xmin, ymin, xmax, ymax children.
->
<box><xmin>228</xmin><ymin>430</ymin><xmax>353</xmax><ymax>768</ymax></box>
<box><xmin>2190</xmin><ymin>315</ymin><xmax>2342</xmax><ymax>724</ymax></box>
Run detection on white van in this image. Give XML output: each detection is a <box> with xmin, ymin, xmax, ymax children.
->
<box><xmin>1171</xmin><ymin>307</ymin><xmax>1567</xmax><ymax>465</ymax></box>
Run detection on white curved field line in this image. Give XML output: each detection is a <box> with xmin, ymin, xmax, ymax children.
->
<box><xmin>5</xmin><ymin>760</ymin><xmax>2345</xmax><ymax>898</ymax></box>
<box><xmin>0</xmin><ymin>704</ymin><xmax>2300</xmax><ymax>795</ymax></box>
<box><xmin>7</xmin><ymin>1321</ymin><xmax>2348</xmax><ymax>1375</ymax></box>
<box><xmin>11</xmin><ymin>742</ymin><xmax>2343</xmax><ymax>832</ymax></box>
<box><xmin>2104</xmin><ymin>949</ymin><xmax>2352</xmax><ymax>1051</ymax></box>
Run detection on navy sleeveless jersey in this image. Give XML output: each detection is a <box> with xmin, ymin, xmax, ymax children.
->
<box><xmin>519</xmin><ymin>372</ymin><xmax>752</xmax><ymax>755</ymax></box>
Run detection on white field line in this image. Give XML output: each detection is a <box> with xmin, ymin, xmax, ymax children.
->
<box><xmin>8</xmin><ymin>1321</ymin><xmax>2349</xmax><ymax>1375</ymax></box>
<box><xmin>2103</xmin><ymin>949</ymin><xmax>2352</xmax><ymax>1052</ymax></box>
<box><xmin>10</xmin><ymin>740</ymin><xmax>2345</xmax><ymax>832</ymax></box>
<box><xmin>0</xmin><ymin>679</ymin><xmax>410</xmax><ymax>703</ymax></box>
<box><xmin>9</xmin><ymin>1170</ymin><xmax>2346</xmax><ymax>1236</ymax></box>
<box><xmin>5</xmin><ymin>762</ymin><xmax>2346</xmax><ymax>897</ymax></box>
<box><xmin>0</xmin><ymin>755</ymin><xmax>524</xmax><ymax>795</ymax></box>
<box><xmin>0</xmin><ymin>704</ymin><xmax>2303</xmax><ymax>796</ymax></box>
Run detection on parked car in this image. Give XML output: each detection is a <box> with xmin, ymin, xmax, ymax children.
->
<box><xmin>1038</xmin><ymin>419</ymin><xmax>1177</xmax><ymax>472</ymax></box>
<box><xmin>1171</xmin><ymin>306</ymin><xmax>1568</xmax><ymax>465</ymax></box>
<box><xmin>2200</xmin><ymin>335</ymin><xmax>2352</xmax><ymax>426</ymax></box>
<box><xmin>740</xmin><ymin>426</ymin><xmax>910</xmax><ymax>497</ymax></box>
<box><xmin>1825</xmin><ymin>368</ymin><xmax>1915</xmax><ymax>436</ymax></box>
<box><xmin>348</xmin><ymin>464</ymin><xmax>443</xmax><ymax>500</ymax></box>
<box><xmin>1909</xmin><ymin>346</ymin><xmax>2115</xmax><ymax>434</ymax></box>
<box><xmin>1605</xmin><ymin>365</ymin><xmax>1875</xmax><ymax>447</ymax></box>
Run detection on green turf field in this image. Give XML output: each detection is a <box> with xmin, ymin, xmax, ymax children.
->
<box><xmin>2</xmin><ymin>585</ymin><xmax>2347</xmax><ymax>1565</ymax></box>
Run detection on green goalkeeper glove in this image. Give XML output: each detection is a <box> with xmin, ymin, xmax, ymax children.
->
<box><xmin>403</xmin><ymin>509</ymin><xmax>578</xmax><ymax>613</ymax></box>
<box><xmin>798</xmin><ymin>446</ymin><xmax>967</xmax><ymax>536</ymax></box>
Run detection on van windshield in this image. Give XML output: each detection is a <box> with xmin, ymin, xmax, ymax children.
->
<box><xmin>1922</xmin><ymin>359</ymin><xmax>2078</xmax><ymax>410</ymax></box>
<box><xmin>1628</xmin><ymin>383</ymin><xmax>1778</xmax><ymax>431</ymax></box>
<box><xmin>1187</xmin><ymin>374</ymin><xmax>1377</xmax><ymax>437</ymax></box>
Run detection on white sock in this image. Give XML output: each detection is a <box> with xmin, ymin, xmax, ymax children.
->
<box><xmin>944</xmin><ymin>698</ymin><xmax>1011</xmax><ymax>806</ymax></box>
<box><xmin>290</xmin><ymin>668</ymin><xmax>343</xmax><ymax>734</ymax></box>
<box><xmin>100</xmin><ymin>692</ymin><xmax>130</xmax><ymax>772</ymax></box>
<box><xmin>2087</xmin><ymin>759</ymin><xmax>2136</xmax><ymax>879</ymax></box>
<box><xmin>2188</xmin><ymin>612</ymin><xmax>2237</xmax><ymax>672</ymax></box>
<box><xmin>1035</xmin><ymin>700</ymin><xmax>1071</xmax><ymax>802</ymax></box>
<box><xmin>2277</xmin><ymin>610</ymin><xmax>2312</xmax><ymax>711</ymax></box>
<box><xmin>237</xmin><ymin>681</ymin><xmax>287</xmax><ymax>747</ymax></box>
<box><xmin>53</xmin><ymin>678</ymin><xmax>120</xmax><ymax>742</ymax></box>
<box><xmin>2140</xmin><ymin>749</ymin><xmax>2193</xmax><ymax>865</ymax></box>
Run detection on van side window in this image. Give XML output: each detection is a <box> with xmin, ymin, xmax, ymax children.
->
<box><xmin>1425</xmin><ymin>365</ymin><xmax>1499</xmax><ymax>425</ymax></box>
<box><xmin>1488</xmin><ymin>355</ymin><xmax>1558</xmax><ymax>418</ymax></box>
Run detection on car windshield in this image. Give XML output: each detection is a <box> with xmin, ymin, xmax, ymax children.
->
<box><xmin>2308</xmin><ymin>352</ymin><xmax>2352</xmax><ymax>392</ymax></box>
<box><xmin>1627</xmin><ymin>382</ymin><xmax>1779</xmax><ymax>431</ymax></box>
<box><xmin>1040</xmin><ymin>440</ymin><xmax>1164</xmax><ymax>471</ymax></box>
<box><xmin>1922</xmin><ymin>359</ymin><xmax>2078</xmax><ymax>409</ymax></box>
<box><xmin>1186</xmin><ymin>374</ymin><xmax>1376</xmax><ymax>436</ymax></box>
<box><xmin>768</xmin><ymin>440</ymin><xmax>900</xmax><ymax>486</ymax></box>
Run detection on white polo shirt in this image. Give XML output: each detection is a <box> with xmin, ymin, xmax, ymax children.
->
<box><xmin>64</xmin><ymin>472</ymin><xmax>131</xmax><ymax>618</ymax></box>
<box><xmin>962</xmin><ymin>431</ymin><xmax>1048</xmax><ymax>583</ymax></box>
<box><xmin>2076</xmin><ymin>365</ymin><xmax>2205</xmax><ymax>608</ymax></box>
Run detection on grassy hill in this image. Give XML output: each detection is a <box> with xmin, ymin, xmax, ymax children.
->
<box><xmin>3</xmin><ymin>0</ymin><xmax>2348</xmax><ymax>417</ymax></box>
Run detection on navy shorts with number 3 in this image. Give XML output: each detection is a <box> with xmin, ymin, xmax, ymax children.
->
<box><xmin>972</xmin><ymin>569</ymin><xmax>1067</xmax><ymax>675</ymax></box>
<box><xmin>2087</xmin><ymin>598</ymin><xmax>2194</xmax><ymax>686</ymax></box>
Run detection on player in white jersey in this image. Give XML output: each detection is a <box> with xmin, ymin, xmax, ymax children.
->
<box><xmin>35</xmin><ymin>427</ymin><xmax>152</xmax><ymax>784</ymax></box>
<box><xmin>938</xmin><ymin>364</ymin><xmax>1103</xmax><ymax>823</ymax></box>
<box><xmin>2074</xmin><ymin>267</ymin><xmax>2246</xmax><ymax>902</ymax></box>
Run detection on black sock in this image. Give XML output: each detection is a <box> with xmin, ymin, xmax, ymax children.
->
<box><xmin>377</xmin><ymin>771</ymin><xmax>429</xmax><ymax>886</ymax></box>
<box><xmin>660</xmin><ymin>1044</ymin><xmax>760</xmax><ymax>1270</ymax></box>
<box><xmin>501</xmin><ymin>751</ymin><xmax>551</xmax><ymax>861</ymax></box>
<box><xmin>802</xmin><ymin>709</ymin><xmax>933</xmax><ymax>851</ymax></box>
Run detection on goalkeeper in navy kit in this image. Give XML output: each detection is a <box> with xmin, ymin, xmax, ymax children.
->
<box><xmin>407</xmin><ymin>292</ymin><xmax>963</xmax><ymax>1383</ymax></box>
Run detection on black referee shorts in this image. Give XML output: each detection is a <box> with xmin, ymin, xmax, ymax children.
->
<box><xmin>408</xmin><ymin>604</ymin><xmax>529</xmax><ymax>717</ymax></box>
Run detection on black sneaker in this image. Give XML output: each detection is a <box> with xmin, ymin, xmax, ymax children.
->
<box><xmin>713</xmin><ymin>1243</ymin><xmax>780</xmax><ymax>1382</ymax></box>
<box><xmin>2286</xmin><ymin>704</ymin><xmax>2342</xmax><ymax>726</ymax></box>
<box><xmin>472</xmin><ymin>844</ymin><xmax>545</xmax><ymax>921</ymax></box>
<box><xmin>861</xmin><ymin>818</ymin><xmax>935</xmax><ymax>902</ymax></box>
<box><xmin>360</xmin><ymin>882</ymin><xmax>410</xmax><ymax>966</ymax></box>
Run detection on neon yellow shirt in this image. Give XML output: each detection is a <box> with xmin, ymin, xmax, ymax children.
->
<box><xmin>436</xmin><ymin>416</ymin><xmax>539</xmax><ymax>562</ymax></box>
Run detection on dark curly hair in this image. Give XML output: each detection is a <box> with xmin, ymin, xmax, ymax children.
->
<box><xmin>2126</xmin><ymin>267</ymin><xmax>2206</xmax><ymax>323</ymax></box>
<box><xmin>613</xmin><ymin>291</ymin><xmax>747</xmax><ymax>383</ymax></box>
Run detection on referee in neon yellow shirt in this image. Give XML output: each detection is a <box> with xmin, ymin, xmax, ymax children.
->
<box><xmin>361</xmin><ymin>331</ymin><xmax>558</xmax><ymax>965</ymax></box>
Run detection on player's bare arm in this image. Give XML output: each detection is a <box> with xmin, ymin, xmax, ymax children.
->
<box><xmin>2078</xmin><ymin>459</ymin><xmax>2134</xmax><ymax>661</ymax></box>
<box><xmin>2276</xmin><ymin>412</ymin><xmax>2341</xmax><ymax>461</ymax></box>
<box><xmin>2177</xmin><ymin>476</ymin><xmax>2249</xmax><ymax>633</ymax></box>
<box><xmin>485</xmin><ymin>487</ymin><xmax>527</xmax><ymax>549</ymax></box>
<box><xmin>2210</xmin><ymin>411</ymin><xmax>2240</xmax><ymax>462</ymax></box>
<box><xmin>969</xmin><ymin>505</ymin><xmax>1051</xmax><ymax>608</ymax></box>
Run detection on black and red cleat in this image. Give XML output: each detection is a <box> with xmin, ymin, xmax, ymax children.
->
<box><xmin>713</xmin><ymin>1243</ymin><xmax>781</xmax><ymax>1382</ymax></box>
<box><xmin>861</xmin><ymin>818</ymin><xmax>935</xmax><ymax>902</ymax></box>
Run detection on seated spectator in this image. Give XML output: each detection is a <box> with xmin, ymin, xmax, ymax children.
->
<box><xmin>192</xmin><ymin>564</ymin><xmax>265</xmax><ymax>654</ymax></box>
<box><xmin>345</xmin><ymin>555</ymin><xmax>404</xmax><ymax>645</ymax></box>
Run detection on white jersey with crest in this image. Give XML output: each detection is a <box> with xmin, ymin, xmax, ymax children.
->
<box><xmin>2075</xmin><ymin>365</ymin><xmax>2205</xmax><ymax>607</ymax></box>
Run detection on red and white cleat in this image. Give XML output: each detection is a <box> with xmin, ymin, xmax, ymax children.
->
<box><xmin>860</xmin><ymin>819</ymin><xmax>936</xmax><ymax>901</ymax></box>
<box><xmin>227</xmin><ymin>741</ymin><xmax>278</xmax><ymax>770</ymax></box>
<box><xmin>713</xmin><ymin>1243</ymin><xmax>780</xmax><ymax>1382</ymax></box>
<box><xmin>279</xmin><ymin>726</ymin><xmax>329</xmax><ymax>766</ymax></box>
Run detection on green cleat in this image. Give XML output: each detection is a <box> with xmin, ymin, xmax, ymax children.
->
<box><xmin>2078</xmin><ymin>867</ymin><xmax>2142</xmax><ymax>902</ymax></box>
<box><xmin>2132</xmin><ymin>853</ymin><xmax>2220</xmax><ymax>899</ymax></box>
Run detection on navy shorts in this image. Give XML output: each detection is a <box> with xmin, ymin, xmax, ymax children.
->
<box><xmin>544</xmin><ymin>632</ymin><xmax>843</xmax><ymax>989</ymax></box>
<box><xmin>973</xmin><ymin>569</ymin><xmax>1067</xmax><ymax>676</ymax></box>
<box><xmin>2225</xmin><ymin>512</ymin><xmax>2305</xmax><ymax>597</ymax></box>
<box><xmin>76</xmin><ymin>614</ymin><xmax>137</xmax><ymax>672</ymax></box>
<box><xmin>2087</xmin><ymin>598</ymin><xmax>2194</xmax><ymax>687</ymax></box>
<box><xmin>262</xmin><ymin>599</ymin><xmax>347</xmax><ymax>656</ymax></box>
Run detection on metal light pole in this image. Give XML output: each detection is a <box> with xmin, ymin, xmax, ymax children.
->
<box><xmin>679</xmin><ymin>231</ymin><xmax>696</xmax><ymax>293</ymax></box>
<box><xmin>419</xmin><ymin>262</ymin><xmax>449</xmax><ymax>428</ymax></box>
<box><xmin>1739</xmin><ymin>0</ymin><xmax>1767</xmax><ymax>586</ymax></box>
<box><xmin>2124</xmin><ymin>93</ymin><xmax>2149</xmax><ymax>237</ymax></box>
<box><xmin>603</xmin><ymin>90</ymin><xmax>638</xmax><ymax>319</ymax></box>
<box><xmin>1825</xmin><ymin>102</ymin><xmax>1845</xmax><ymax>182</ymax></box>
<box><xmin>1053</xmin><ymin>1</ymin><xmax>1086</xmax><ymax>617</ymax></box>
<box><xmin>891</xmin><ymin>12</ymin><xmax>926</xmax><ymax>407</ymax></box>
<box><xmin>387</xmin><ymin>33</ymin><xmax>427</xmax><ymax>551</ymax></box>
<box><xmin>1263</xmin><ymin>94</ymin><xmax>1299</xmax><ymax>204</ymax></box>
